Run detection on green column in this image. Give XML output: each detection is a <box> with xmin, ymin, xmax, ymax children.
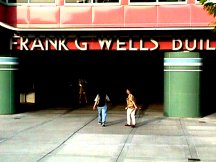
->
<box><xmin>0</xmin><ymin>57</ymin><xmax>18</xmax><ymax>114</ymax></box>
<box><xmin>164</xmin><ymin>52</ymin><xmax>201</xmax><ymax>117</ymax></box>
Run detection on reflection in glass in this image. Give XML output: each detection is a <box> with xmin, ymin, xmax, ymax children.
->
<box><xmin>130</xmin><ymin>0</ymin><xmax>155</xmax><ymax>2</ymax></box>
<box><xmin>130</xmin><ymin>0</ymin><xmax>185</xmax><ymax>2</ymax></box>
<box><xmin>94</xmin><ymin>0</ymin><xmax>119</xmax><ymax>3</ymax></box>
<box><xmin>65</xmin><ymin>0</ymin><xmax>90</xmax><ymax>3</ymax></box>
<box><xmin>65</xmin><ymin>0</ymin><xmax>118</xmax><ymax>3</ymax></box>
<box><xmin>159</xmin><ymin>0</ymin><xmax>185</xmax><ymax>2</ymax></box>
<box><xmin>7</xmin><ymin>0</ymin><xmax>55</xmax><ymax>2</ymax></box>
<box><xmin>30</xmin><ymin>0</ymin><xmax>55</xmax><ymax>3</ymax></box>
<box><xmin>8</xmin><ymin>0</ymin><xmax>28</xmax><ymax>3</ymax></box>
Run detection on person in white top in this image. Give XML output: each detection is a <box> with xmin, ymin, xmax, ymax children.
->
<box><xmin>125</xmin><ymin>88</ymin><xmax>138</xmax><ymax>128</ymax></box>
<box><xmin>93</xmin><ymin>89</ymin><xmax>111</xmax><ymax>127</ymax></box>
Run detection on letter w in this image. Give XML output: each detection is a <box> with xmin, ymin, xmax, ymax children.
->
<box><xmin>98</xmin><ymin>39</ymin><xmax>112</xmax><ymax>50</ymax></box>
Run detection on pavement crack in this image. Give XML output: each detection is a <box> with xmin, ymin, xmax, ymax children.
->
<box><xmin>36</xmin><ymin>114</ymin><xmax>97</xmax><ymax>162</ymax></box>
<box><xmin>179</xmin><ymin>119</ymin><xmax>199</xmax><ymax>160</ymax></box>
<box><xmin>1</xmin><ymin>114</ymin><xmax>64</xmax><ymax>144</ymax></box>
<box><xmin>115</xmin><ymin>109</ymin><xmax>144</xmax><ymax>162</ymax></box>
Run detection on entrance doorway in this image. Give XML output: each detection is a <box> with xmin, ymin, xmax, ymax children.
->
<box><xmin>201</xmin><ymin>52</ymin><xmax>216</xmax><ymax>116</ymax></box>
<box><xmin>17</xmin><ymin>51</ymin><xmax>164</xmax><ymax>111</ymax></box>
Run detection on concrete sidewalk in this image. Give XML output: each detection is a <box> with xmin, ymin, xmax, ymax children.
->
<box><xmin>0</xmin><ymin>104</ymin><xmax>216</xmax><ymax>162</ymax></box>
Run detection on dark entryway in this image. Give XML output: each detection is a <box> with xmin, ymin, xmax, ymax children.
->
<box><xmin>17</xmin><ymin>51</ymin><xmax>164</xmax><ymax>109</ymax></box>
<box><xmin>201</xmin><ymin>52</ymin><xmax>216</xmax><ymax>116</ymax></box>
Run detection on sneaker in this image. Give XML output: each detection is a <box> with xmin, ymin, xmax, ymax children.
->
<box><xmin>131</xmin><ymin>125</ymin><xmax>136</xmax><ymax>128</ymax></box>
<box><xmin>98</xmin><ymin>122</ymin><xmax>102</xmax><ymax>125</ymax></box>
<box><xmin>125</xmin><ymin>124</ymin><xmax>130</xmax><ymax>126</ymax></box>
<box><xmin>102</xmin><ymin>123</ymin><xmax>105</xmax><ymax>127</ymax></box>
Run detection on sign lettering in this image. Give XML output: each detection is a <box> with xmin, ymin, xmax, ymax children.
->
<box><xmin>10</xmin><ymin>35</ymin><xmax>216</xmax><ymax>51</ymax></box>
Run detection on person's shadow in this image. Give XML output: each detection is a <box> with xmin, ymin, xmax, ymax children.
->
<box><xmin>136</xmin><ymin>116</ymin><xmax>165</xmax><ymax>127</ymax></box>
<box><xmin>106</xmin><ymin>118</ymin><xmax>126</xmax><ymax>126</ymax></box>
<box><xmin>135</xmin><ymin>105</ymin><xmax>165</xmax><ymax>127</ymax></box>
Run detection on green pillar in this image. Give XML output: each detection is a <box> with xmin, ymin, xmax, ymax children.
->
<box><xmin>164</xmin><ymin>52</ymin><xmax>201</xmax><ymax>117</ymax></box>
<box><xmin>0</xmin><ymin>57</ymin><xmax>18</xmax><ymax>114</ymax></box>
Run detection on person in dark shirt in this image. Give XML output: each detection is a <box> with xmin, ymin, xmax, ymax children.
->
<box><xmin>93</xmin><ymin>89</ymin><xmax>111</xmax><ymax>127</ymax></box>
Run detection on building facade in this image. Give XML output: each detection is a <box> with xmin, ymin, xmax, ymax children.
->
<box><xmin>0</xmin><ymin>0</ymin><xmax>215</xmax><ymax>117</ymax></box>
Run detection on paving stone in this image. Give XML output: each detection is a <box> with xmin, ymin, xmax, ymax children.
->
<box><xmin>0</xmin><ymin>153</ymin><xmax>44</xmax><ymax>162</ymax></box>
<box><xmin>40</xmin><ymin>155</ymin><xmax>114</xmax><ymax>162</ymax></box>
<box><xmin>55</xmin><ymin>143</ymin><xmax>122</xmax><ymax>157</ymax></box>
<box><xmin>65</xmin><ymin>133</ymin><xmax>127</xmax><ymax>145</ymax></box>
<box><xmin>0</xmin><ymin>106</ymin><xmax>216</xmax><ymax>162</ymax></box>
<box><xmin>125</xmin><ymin>145</ymin><xmax>188</xmax><ymax>159</ymax></box>
<box><xmin>196</xmin><ymin>146</ymin><xmax>216</xmax><ymax>161</ymax></box>
<box><xmin>131</xmin><ymin>135</ymin><xmax>187</xmax><ymax>146</ymax></box>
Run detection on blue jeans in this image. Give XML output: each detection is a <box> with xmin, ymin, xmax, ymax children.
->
<box><xmin>97</xmin><ymin>104</ymin><xmax>108</xmax><ymax>124</ymax></box>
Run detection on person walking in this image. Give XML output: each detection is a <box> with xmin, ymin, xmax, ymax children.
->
<box><xmin>125</xmin><ymin>88</ymin><xmax>138</xmax><ymax>128</ymax></box>
<box><xmin>93</xmin><ymin>89</ymin><xmax>111</xmax><ymax>127</ymax></box>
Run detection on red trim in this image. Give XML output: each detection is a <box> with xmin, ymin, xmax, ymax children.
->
<box><xmin>0</xmin><ymin>3</ymin><xmax>214</xmax><ymax>28</ymax></box>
